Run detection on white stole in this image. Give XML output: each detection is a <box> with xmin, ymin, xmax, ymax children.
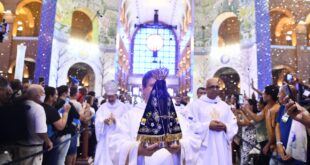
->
<box><xmin>199</xmin><ymin>96</ymin><xmax>236</xmax><ymax>147</ymax></box>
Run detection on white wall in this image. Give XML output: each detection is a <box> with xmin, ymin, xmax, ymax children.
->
<box><xmin>193</xmin><ymin>44</ymin><xmax>258</xmax><ymax>98</ymax></box>
<box><xmin>48</xmin><ymin>28</ymin><xmax>116</xmax><ymax>96</ymax></box>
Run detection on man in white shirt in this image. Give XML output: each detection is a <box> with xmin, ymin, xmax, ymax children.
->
<box><xmin>94</xmin><ymin>80</ymin><xmax>128</xmax><ymax>165</ymax></box>
<box><xmin>17</xmin><ymin>84</ymin><xmax>53</xmax><ymax>165</ymax></box>
<box><xmin>188</xmin><ymin>78</ymin><xmax>238</xmax><ymax>165</ymax></box>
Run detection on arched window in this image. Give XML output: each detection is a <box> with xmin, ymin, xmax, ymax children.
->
<box><xmin>132</xmin><ymin>27</ymin><xmax>177</xmax><ymax>75</ymax></box>
<box><xmin>71</xmin><ymin>11</ymin><xmax>93</xmax><ymax>41</ymax></box>
<box><xmin>214</xmin><ymin>67</ymin><xmax>240</xmax><ymax>96</ymax></box>
<box><xmin>270</xmin><ymin>9</ymin><xmax>296</xmax><ymax>46</ymax></box>
<box><xmin>272</xmin><ymin>65</ymin><xmax>294</xmax><ymax>86</ymax></box>
<box><xmin>211</xmin><ymin>12</ymin><xmax>240</xmax><ymax>48</ymax></box>
<box><xmin>13</xmin><ymin>0</ymin><xmax>42</xmax><ymax>37</ymax></box>
<box><xmin>8</xmin><ymin>60</ymin><xmax>35</xmax><ymax>82</ymax></box>
<box><xmin>218</xmin><ymin>17</ymin><xmax>240</xmax><ymax>47</ymax></box>
<box><xmin>68</xmin><ymin>62</ymin><xmax>95</xmax><ymax>90</ymax></box>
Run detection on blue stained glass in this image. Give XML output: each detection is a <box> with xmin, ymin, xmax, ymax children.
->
<box><xmin>132</xmin><ymin>27</ymin><xmax>176</xmax><ymax>75</ymax></box>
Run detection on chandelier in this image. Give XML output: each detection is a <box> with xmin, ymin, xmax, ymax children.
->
<box><xmin>146</xmin><ymin>34</ymin><xmax>163</xmax><ymax>52</ymax></box>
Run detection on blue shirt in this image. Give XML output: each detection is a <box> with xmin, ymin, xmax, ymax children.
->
<box><xmin>276</xmin><ymin>105</ymin><xmax>292</xmax><ymax>148</ymax></box>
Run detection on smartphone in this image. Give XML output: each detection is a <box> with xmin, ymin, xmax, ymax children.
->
<box><xmin>65</xmin><ymin>97</ymin><xmax>70</xmax><ymax>104</ymax></box>
<box><xmin>286</xmin><ymin>74</ymin><xmax>294</xmax><ymax>83</ymax></box>
<box><xmin>39</xmin><ymin>77</ymin><xmax>45</xmax><ymax>85</ymax></box>
<box><xmin>284</xmin><ymin>85</ymin><xmax>296</xmax><ymax>102</ymax></box>
<box><xmin>238</xmin><ymin>95</ymin><xmax>244</xmax><ymax>105</ymax></box>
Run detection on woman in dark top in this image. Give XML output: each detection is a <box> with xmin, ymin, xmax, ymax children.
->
<box><xmin>42</xmin><ymin>86</ymin><xmax>71</xmax><ymax>165</ymax></box>
<box><xmin>55</xmin><ymin>98</ymin><xmax>80</xmax><ymax>137</ymax></box>
<box><xmin>46</xmin><ymin>85</ymin><xmax>80</xmax><ymax>165</ymax></box>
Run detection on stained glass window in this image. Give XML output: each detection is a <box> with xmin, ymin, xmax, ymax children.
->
<box><xmin>132</xmin><ymin>27</ymin><xmax>176</xmax><ymax>75</ymax></box>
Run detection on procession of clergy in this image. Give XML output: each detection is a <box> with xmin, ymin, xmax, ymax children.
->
<box><xmin>94</xmin><ymin>68</ymin><xmax>238</xmax><ymax>165</ymax></box>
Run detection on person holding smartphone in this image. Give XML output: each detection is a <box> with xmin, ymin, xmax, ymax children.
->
<box><xmin>242</xmin><ymin>85</ymin><xmax>280</xmax><ymax>163</ymax></box>
<box><xmin>285</xmin><ymin>74</ymin><xmax>306</xmax><ymax>103</ymax></box>
<box><xmin>274</xmin><ymin>84</ymin><xmax>308</xmax><ymax>164</ymax></box>
<box><xmin>53</xmin><ymin>85</ymin><xmax>80</xmax><ymax>165</ymax></box>
<box><xmin>236</xmin><ymin>99</ymin><xmax>258</xmax><ymax>165</ymax></box>
<box><xmin>286</xmin><ymin>102</ymin><xmax>310</xmax><ymax>128</ymax></box>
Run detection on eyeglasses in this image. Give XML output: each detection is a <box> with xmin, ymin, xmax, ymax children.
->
<box><xmin>207</xmin><ymin>85</ymin><xmax>220</xmax><ymax>90</ymax></box>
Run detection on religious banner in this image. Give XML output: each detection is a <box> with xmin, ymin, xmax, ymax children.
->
<box><xmin>14</xmin><ymin>44</ymin><xmax>27</xmax><ymax>81</ymax></box>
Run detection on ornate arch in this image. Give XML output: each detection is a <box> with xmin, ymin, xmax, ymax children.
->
<box><xmin>15</xmin><ymin>0</ymin><xmax>41</xmax><ymax>14</ymax></box>
<box><xmin>71</xmin><ymin>7</ymin><xmax>99</xmax><ymax>43</ymax></box>
<box><xmin>211</xmin><ymin>12</ymin><xmax>239</xmax><ymax>48</ymax></box>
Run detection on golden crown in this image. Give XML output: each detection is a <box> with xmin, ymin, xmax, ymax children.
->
<box><xmin>152</xmin><ymin>68</ymin><xmax>169</xmax><ymax>80</ymax></box>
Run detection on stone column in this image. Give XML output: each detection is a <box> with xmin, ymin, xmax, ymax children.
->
<box><xmin>255</xmin><ymin>0</ymin><xmax>273</xmax><ymax>90</ymax></box>
<box><xmin>34</xmin><ymin>0</ymin><xmax>57</xmax><ymax>84</ymax></box>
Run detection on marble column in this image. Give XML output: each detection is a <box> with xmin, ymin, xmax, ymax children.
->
<box><xmin>255</xmin><ymin>0</ymin><xmax>273</xmax><ymax>90</ymax></box>
<box><xmin>34</xmin><ymin>0</ymin><xmax>57</xmax><ymax>84</ymax></box>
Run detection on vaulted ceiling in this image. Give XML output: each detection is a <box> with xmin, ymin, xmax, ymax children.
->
<box><xmin>120</xmin><ymin>0</ymin><xmax>192</xmax><ymax>39</ymax></box>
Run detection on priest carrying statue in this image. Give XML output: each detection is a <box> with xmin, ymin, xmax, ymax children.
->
<box><xmin>109</xmin><ymin>68</ymin><xmax>200</xmax><ymax>165</ymax></box>
<box><xmin>137</xmin><ymin>68</ymin><xmax>182</xmax><ymax>148</ymax></box>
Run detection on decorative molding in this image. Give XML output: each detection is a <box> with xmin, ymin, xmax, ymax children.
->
<box><xmin>271</xmin><ymin>45</ymin><xmax>296</xmax><ymax>49</ymax></box>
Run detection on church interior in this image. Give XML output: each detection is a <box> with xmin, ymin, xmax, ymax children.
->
<box><xmin>1</xmin><ymin>0</ymin><xmax>310</xmax><ymax>165</ymax></box>
<box><xmin>0</xmin><ymin>0</ymin><xmax>309</xmax><ymax>98</ymax></box>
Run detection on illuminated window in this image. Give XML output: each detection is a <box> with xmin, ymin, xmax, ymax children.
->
<box><xmin>132</xmin><ymin>27</ymin><xmax>176</xmax><ymax>75</ymax></box>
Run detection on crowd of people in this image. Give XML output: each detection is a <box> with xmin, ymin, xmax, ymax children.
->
<box><xmin>0</xmin><ymin>77</ymin><xmax>96</xmax><ymax>165</ymax></box>
<box><xmin>227</xmin><ymin>76</ymin><xmax>310</xmax><ymax>165</ymax></box>
<box><xmin>0</xmin><ymin>70</ymin><xmax>310</xmax><ymax>165</ymax></box>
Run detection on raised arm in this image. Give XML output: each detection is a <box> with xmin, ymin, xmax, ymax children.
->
<box><xmin>53</xmin><ymin>104</ymin><xmax>71</xmax><ymax>131</ymax></box>
<box><xmin>242</xmin><ymin>106</ymin><xmax>265</xmax><ymax>122</ymax></box>
<box><xmin>236</xmin><ymin>110</ymin><xmax>252</xmax><ymax>126</ymax></box>
<box><xmin>286</xmin><ymin>102</ymin><xmax>310</xmax><ymax>128</ymax></box>
<box><xmin>251</xmin><ymin>79</ymin><xmax>263</xmax><ymax>96</ymax></box>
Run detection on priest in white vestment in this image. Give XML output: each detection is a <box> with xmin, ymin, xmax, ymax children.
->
<box><xmin>94</xmin><ymin>80</ymin><xmax>128</xmax><ymax>165</ymax></box>
<box><xmin>109</xmin><ymin>70</ymin><xmax>200</xmax><ymax>165</ymax></box>
<box><xmin>188</xmin><ymin>78</ymin><xmax>238</xmax><ymax>165</ymax></box>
